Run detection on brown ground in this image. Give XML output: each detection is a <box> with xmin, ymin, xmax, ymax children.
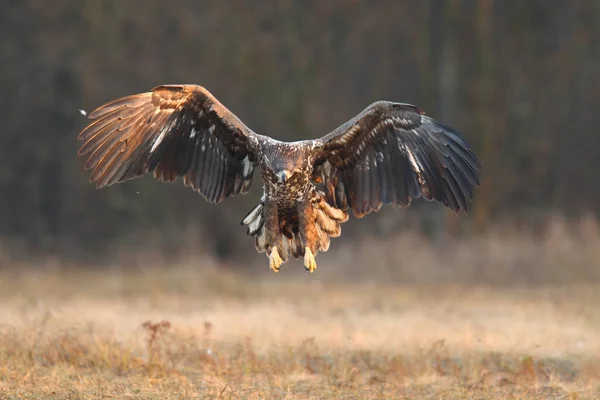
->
<box><xmin>0</xmin><ymin>264</ymin><xmax>599</xmax><ymax>399</ymax></box>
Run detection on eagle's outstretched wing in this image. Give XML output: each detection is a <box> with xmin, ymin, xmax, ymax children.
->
<box><xmin>78</xmin><ymin>85</ymin><xmax>259</xmax><ymax>204</ymax></box>
<box><xmin>313</xmin><ymin>101</ymin><xmax>481</xmax><ymax>217</ymax></box>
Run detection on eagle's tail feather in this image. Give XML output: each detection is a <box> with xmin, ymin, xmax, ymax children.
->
<box><xmin>242</xmin><ymin>195</ymin><xmax>306</xmax><ymax>262</ymax></box>
<box><xmin>290</xmin><ymin>235</ymin><xmax>304</xmax><ymax>259</ymax></box>
<box><xmin>275</xmin><ymin>233</ymin><xmax>306</xmax><ymax>262</ymax></box>
<box><xmin>251</xmin><ymin>225</ymin><xmax>303</xmax><ymax>262</ymax></box>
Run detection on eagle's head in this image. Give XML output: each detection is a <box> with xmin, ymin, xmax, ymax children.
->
<box><xmin>267</xmin><ymin>145</ymin><xmax>311</xmax><ymax>184</ymax></box>
<box><xmin>271</xmin><ymin>157</ymin><xmax>297</xmax><ymax>183</ymax></box>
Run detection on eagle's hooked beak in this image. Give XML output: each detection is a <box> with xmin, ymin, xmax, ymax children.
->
<box><xmin>277</xmin><ymin>170</ymin><xmax>292</xmax><ymax>183</ymax></box>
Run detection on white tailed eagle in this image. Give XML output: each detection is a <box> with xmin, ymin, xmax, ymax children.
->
<box><xmin>77</xmin><ymin>84</ymin><xmax>481</xmax><ymax>272</ymax></box>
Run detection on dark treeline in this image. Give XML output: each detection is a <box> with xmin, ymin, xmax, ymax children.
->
<box><xmin>1</xmin><ymin>1</ymin><xmax>599</xmax><ymax>264</ymax></box>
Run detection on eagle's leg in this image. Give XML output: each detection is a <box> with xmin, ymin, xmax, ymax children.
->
<box><xmin>298</xmin><ymin>199</ymin><xmax>318</xmax><ymax>273</ymax></box>
<box><xmin>264</xmin><ymin>199</ymin><xmax>283</xmax><ymax>272</ymax></box>
<box><xmin>304</xmin><ymin>247</ymin><xmax>317</xmax><ymax>273</ymax></box>
<box><xmin>269</xmin><ymin>247</ymin><xmax>283</xmax><ymax>272</ymax></box>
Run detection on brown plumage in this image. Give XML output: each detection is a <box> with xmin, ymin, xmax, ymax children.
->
<box><xmin>77</xmin><ymin>84</ymin><xmax>481</xmax><ymax>273</ymax></box>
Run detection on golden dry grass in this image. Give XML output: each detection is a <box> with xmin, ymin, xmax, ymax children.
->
<box><xmin>0</xmin><ymin>264</ymin><xmax>599</xmax><ymax>399</ymax></box>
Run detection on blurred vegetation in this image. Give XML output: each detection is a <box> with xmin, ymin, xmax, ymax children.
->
<box><xmin>1</xmin><ymin>1</ymin><xmax>599</xmax><ymax>265</ymax></box>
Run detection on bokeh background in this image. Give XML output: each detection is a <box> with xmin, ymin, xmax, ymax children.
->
<box><xmin>2</xmin><ymin>0</ymin><xmax>600</xmax><ymax>284</ymax></box>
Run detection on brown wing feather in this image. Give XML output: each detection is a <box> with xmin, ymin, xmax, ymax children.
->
<box><xmin>77</xmin><ymin>84</ymin><xmax>258</xmax><ymax>204</ymax></box>
<box><xmin>314</xmin><ymin>101</ymin><xmax>481</xmax><ymax>217</ymax></box>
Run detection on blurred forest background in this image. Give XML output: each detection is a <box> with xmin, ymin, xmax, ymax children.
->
<box><xmin>1</xmin><ymin>1</ymin><xmax>600</xmax><ymax>282</ymax></box>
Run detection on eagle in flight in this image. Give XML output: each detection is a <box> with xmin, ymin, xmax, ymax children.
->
<box><xmin>78</xmin><ymin>84</ymin><xmax>481</xmax><ymax>273</ymax></box>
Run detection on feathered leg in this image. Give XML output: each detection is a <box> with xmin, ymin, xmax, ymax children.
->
<box><xmin>263</xmin><ymin>199</ymin><xmax>283</xmax><ymax>272</ymax></box>
<box><xmin>298</xmin><ymin>198</ymin><xmax>318</xmax><ymax>273</ymax></box>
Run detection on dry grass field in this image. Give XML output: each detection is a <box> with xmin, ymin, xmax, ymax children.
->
<box><xmin>0</xmin><ymin>256</ymin><xmax>600</xmax><ymax>399</ymax></box>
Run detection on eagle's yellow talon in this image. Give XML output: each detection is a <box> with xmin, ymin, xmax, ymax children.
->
<box><xmin>304</xmin><ymin>247</ymin><xmax>317</xmax><ymax>273</ymax></box>
<box><xmin>269</xmin><ymin>247</ymin><xmax>282</xmax><ymax>272</ymax></box>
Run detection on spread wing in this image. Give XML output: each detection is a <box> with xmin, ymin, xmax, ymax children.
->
<box><xmin>313</xmin><ymin>101</ymin><xmax>481</xmax><ymax>217</ymax></box>
<box><xmin>77</xmin><ymin>84</ymin><xmax>259</xmax><ymax>204</ymax></box>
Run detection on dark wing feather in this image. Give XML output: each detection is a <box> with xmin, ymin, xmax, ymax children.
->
<box><xmin>314</xmin><ymin>101</ymin><xmax>481</xmax><ymax>217</ymax></box>
<box><xmin>78</xmin><ymin>84</ymin><xmax>259</xmax><ymax>204</ymax></box>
